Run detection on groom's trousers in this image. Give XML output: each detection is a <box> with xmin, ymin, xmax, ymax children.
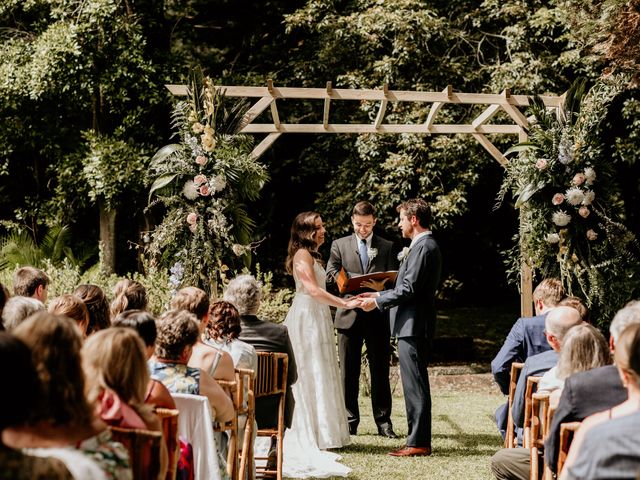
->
<box><xmin>398</xmin><ymin>336</ymin><xmax>431</xmax><ymax>447</ymax></box>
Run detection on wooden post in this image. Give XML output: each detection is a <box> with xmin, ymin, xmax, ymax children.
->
<box><xmin>519</xmin><ymin>128</ymin><xmax>534</xmax><ymax>317</ymax></box>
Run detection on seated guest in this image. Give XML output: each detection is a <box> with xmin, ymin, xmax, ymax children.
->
<box><xmin>48</xmin><ymin>294</ymin><xmax>90</xmax><ymax>337</ymax></box>
<box><xmin>0</xmin><ymin>282</ymin><xmax>9</xmax><ymax>329</ymax></box>
<box><xmin>170</xmin><ymin>287</ymin><xmax>235</xmax><ymax>382</ymax></box>
<box><xmin>491</xmin><ymin>278</ymin><xmax>565</xmax><ymax>437</ymax></box>
<box><xmin>538</xmin><ymin>323</ymin><xmax>610</xmax><ymax>404</ymax></box>
<box><xmin>149</xmin><ymin>309</ymin><xmax>234</xmax><ymax>424</ymax></box>
<box><xmin>224</xmin><ymin>274</ymin><xmax>298</xmax><ymax>430</ymax></box>
<box><xmin>74</xmin><ymin>284</ymin><xmax>111</xmax><ymax>335</ymax></box>
<box><xmin>544</xmin><ymin>301</ymin><xmax>639</xmax><ymax>473</ymax></box>
<box><xmin>557</xmin><ymin>296</ymin><xmax>590</xmax><ymax>323</ymax></box>
<box><xmin>12</xmin><ymin>266</ymin><xmax>49</xmax><ymax>303</ymax></box>
<box><xmin>0</xmin><ymin>332</ymin><xmax>73</xmax><ymax>479</ymax></box>
<box><xmin>2</xmin><ymin>296</ymin><xmax>45</xmax><ymax>330</ymax></box>
<box><xmin>3</xmin><ymin>312</ymin><xmax>131</xmax><ymax>479</ymax></box>
<box><xmin>560</xmin><ymin>322</ymin><xmax>640</xmax><ymax>479</ymax></box>
<box><xmin>112</xmin><ymin>310</ymin><xmax>176</xmax><ymax>409</ymax></box>
<box><xmin>110</xmin><ymin>279</ymin><xmax>148</xmax><ymax>319</ymax></box>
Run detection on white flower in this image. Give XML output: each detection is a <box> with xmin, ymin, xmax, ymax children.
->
<box><xmin>192</xmin><ymin>122</ymin><xmax>204</xmax><ymax>134</ymax></box>
<box><xmin>367</xmin><ymin>247</ymin><xmax>378</xmax><ymax>260</ymax></box>
<box><xmin>586</xmin><ymin>229</ymin><xmax>598</xmax><ymax>241</ymax></box>
<box><xmin>552</xmin><ymin>211</ymin><xmax>571</xmax><ymax>227</ymax></box>
<box><xmin>182</xmin><ymin>181</ymin><xmax>199</xmax><ymax>200</ymax></box>
<box><xmin>210</xmin><ymin>175</ymin><xmax>227</xmax><ymax>192</ymax></box>
<box><xmin>572</xmin><ymin>173</ymin><xmax>586</xmax><ymax>186</ymax></box>
<box><xmin>232</xmin><ymin>244</ymin><xmax>245</xmax><ymax>256</ymax></box>
<box><xmin>397</xmin><ymin>247</ymin><xmax>411</xmax><ymax>262</ymax></box>
<box><xmin>584</xmin><ymin>167</ymin><xmax>596</xmax><ymax>186</ymax></box>
<box><xmin>565</xmin><ymin>187</ymin><xmax>584</xmax><ymax>206</ymax></box>
<box><xmin>545</xmin><ymin>233</ymin><xmax>560</xmax><ymax>244</ymax></box>
<box><xmin>582</xmin><ymin>190</ymin><xmax>595</xmax><ymax>206</ymax></box>
<box><xmin>186</xmin><ymin>212</ymin><xmax>198</xmax><ymax>225</ymax></box>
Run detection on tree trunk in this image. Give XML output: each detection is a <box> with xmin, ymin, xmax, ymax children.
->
<box><xmin>99</xmin><ymin>204</ymin><xmax>116</xmax><ymax>274</ymax></box>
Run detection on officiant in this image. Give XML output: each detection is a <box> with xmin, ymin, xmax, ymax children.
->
<box><xmin>327</xmin><ymin>201</ymin><xmax>399</xmax><ymax>438</ymax></box>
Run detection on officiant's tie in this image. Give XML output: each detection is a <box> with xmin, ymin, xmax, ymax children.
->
<box><xmin>359</xmin><ymin>239</ymin><xmax>369</xmax><ymax>272</ymax></box>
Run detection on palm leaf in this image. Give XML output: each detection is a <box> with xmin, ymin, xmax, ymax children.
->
<box><xmin>504</xmin><ymin>142</ymin><xmax>539</xmax><ymax>156</ymax></box>
<box><xmin>40</xmin><ymin>224</ymin><xmax>71</xmax><ymax>262</ymax></box>
<box><xmin>0</xmin><ymin>230</ymin><xmax>40</xmax><ymax>269</ymax></box>
<box><xmin>150</xmin><ymin>144</ymin><xmax>182</xmax><ymax>167</ymax></box>
<box><xmin>148</xmin><ymin>173</ymin><xmax>178</xmax><ymax>203</ymax></box>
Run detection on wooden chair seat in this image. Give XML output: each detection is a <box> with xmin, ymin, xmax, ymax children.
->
<box><xmin>108</xmin><ymin>425</ymin><xmax>163</xmax><ymax>480</ymax></box>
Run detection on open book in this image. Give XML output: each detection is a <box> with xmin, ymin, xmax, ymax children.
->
<box><xmin>335</xmin><ymin>267</ymin><xmax>398</xmax><ymax>294</ymax></box>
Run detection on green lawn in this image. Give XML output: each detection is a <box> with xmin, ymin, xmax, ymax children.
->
<box><xmin>335</xmin><ymin>373</ymin><xmax>504</xmax><ymax>480</ymax></box>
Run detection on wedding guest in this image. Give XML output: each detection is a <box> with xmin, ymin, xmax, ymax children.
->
<box><xmin>170</xmin><ymin>286</ymin><xmax>236</xmax><ymax>382</ymax></box>
<box><xmin>2</xmin><ymin>296</ymin><xmax>45</xmax><ymax>330</ymax></box>
<box><xmin>538</xmin><ymin>323</ymin><xmax>610</xmax><ymax>402</ymax></box>
<box><xmin>491</xmin><ymin>278</ymin><xmax>565</xmax><ymax>438</ymax></box>
<box><xmin>74</xmin><ymin>284</ymin><xmax>111</xmax><ymax>334</ymax></box>
<box><xmin>112</xmin><ymin>309</ymin><xmax>176</xmax><ymax>409</ymax></box>
<box><xmin>0</xmin><ymin>282</ymin><xmax>9</xmax><ymax>330</ymax></box>
<box><xmin>560</xmin><ymin>322</ymin><xmax>640</xmax><ymax>479</ymax></box>
<box><xmin>48</xmin><ymin>294</ymin><xmax>90</xmax><ymax>337</ymax></box>
<box><xmin>223</xmin><ymin>274</ymin><xmax>298</xmax><ymax>430</ymax></box>
<box><xmin>149</xmin><ymin>309</ymin><xmax>234</xmax><ymax>424</ymax></box>
<box><xmin>558</xmin><ymin>296</ymin><xmax>590</xmax><ymax>323</ymax></box>
<box><xmin>4</xmin><ymin>312</ymin><xmax>131</xmax><ymax>479</ymax></box>
<box><xmin>544</xmin><ymin>301</ymin><xmax>640</xmax><ymax>473</ymax></box>
<box><xmin>110</xmin><ymin>279</ymin><xmax>148</xmax><ymax>319</ymax></box>
<box><xmin>0</xmin><ymin>332</ymin><xmax>73</xmax><ymax>480</ymax></box>
<box><xmin>12</xmin><ymin>266</ymin><xmax>50</xmax><ymax>303</ymax></box>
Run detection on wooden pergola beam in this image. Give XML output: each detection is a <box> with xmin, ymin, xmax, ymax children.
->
<box><xmin>166</xmin><ymin>84</ymin><xmax>562</xmax><ymax>107</ymax></box>
<box><xmin>242</xmin><ymin>97</ymin><xmax>274</xmax><ymax>125</ymax></box>
<box><xmin>323</xmin><ymin>81</ymin><xmax>332</xmax><ymax>129</ymax></box>
<box><xmin>472</xmin><ymin>133</ymin><xmax>508</xmax><ymax>166</ymax></box>
<box><xmin>250</xmin><ymin>133</ymin><xmax>282</xmax><ymax>160</ymax></box>
<box><xmin>239</xmin><ymin>124</ymin><xmax>521</xmax><ymax>134</ymax></box>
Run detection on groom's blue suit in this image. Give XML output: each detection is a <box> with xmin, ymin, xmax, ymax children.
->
<box><xmin>376</xmin><ymin>232</ymin><xmax>441</xmax><ymax>448</ymax></box>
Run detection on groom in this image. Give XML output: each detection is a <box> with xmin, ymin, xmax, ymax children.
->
<box><xmin>360</xmin><ymin>198</ymin><xmax>442</xmax><ymax>457</ymax></box>
<box><xmin>326</xmin><ymin>201</ymin><xmax>398</xmax><ymax>438</ymax></box>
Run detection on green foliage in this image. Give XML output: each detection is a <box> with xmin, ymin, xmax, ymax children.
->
<box><xmin>499</xmin><ymin>76</ymin><xmax>639</xmax><ymax>325</ymax></box>
<box><xmin>147</xmin><ymin>74</ymin><xmax>269</xmax><ymax>293</ymax></box>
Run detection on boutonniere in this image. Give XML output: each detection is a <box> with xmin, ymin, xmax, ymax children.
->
<box><xmin>398</xmin><ymin>247</ymin><xmax>411</xmax><ymax>263</ymax></box>
<box><xmin>367</xmin><ymin>247</ymin><xmax>378</xmax><ymax>261</ymax></box>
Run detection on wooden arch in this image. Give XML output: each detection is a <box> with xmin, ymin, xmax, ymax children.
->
<box><xmin>167</xmin><ymin>81</ymin><xmax>564</xmax><ymax>317</ymax></box>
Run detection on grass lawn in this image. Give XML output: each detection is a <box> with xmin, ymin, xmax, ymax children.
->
<box><xmin>334</xmin><ymin>372</ymin><xmax>504</xmax><ymax>479</ymax></box>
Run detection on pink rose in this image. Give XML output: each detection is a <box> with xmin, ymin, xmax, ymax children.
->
<box><xmin>189</xmin><ymin>223</ymin><xmax>197</xmax><ymax>233</ymax></box>
<box><xmin>195</xmin><ymin>155</ymin><xmax>208</xmax><ymax>166</ymax></box>
<box><xmin>535</xmin><ymin>158</ymin><xmax>548</xmax><ymax>170</ymax></box>
<box><xmin>194</xmin><ymin>174</ymin><xmax>207</xmax><ymax>186</ymax></box>
<box><xmin>199</xmin><ymin>185</ymin><xmax>211</xmax><ymax>196</ymax></box>
<box><xmin>573</xmin><ymin>173</ymin><xmax>586</xmax><ymax>186</ymax></box>
<box><xmin>552</xmin><ymin>193</ymin><xmax>565</xmax><ymax>205</ymax></box>
<box><xmin>186</xmin><ymin>213</ymin><xmax>198</xmax><ymax>225</ymax></box>
<box><xmin>578</xmin><ymin>206</ymin><xmax>590</xmax><ymax>218</ymax></box>
<box><xmin>586</xmin><ymin>229</ymin><xmax>598</xmax><ymax>241</ymax></box>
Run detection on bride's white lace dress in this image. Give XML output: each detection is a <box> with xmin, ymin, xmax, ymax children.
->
<box><xmin>282</xmin><ymin>260</ymin><xmax>351</xmax><ymax>478</ymax></box>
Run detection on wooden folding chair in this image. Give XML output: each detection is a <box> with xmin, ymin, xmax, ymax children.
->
<box><xmin>254</xmin><ymin>352</ymin><xmax>288</xmax><ymax>480</ymax></box>
<box><xmin>522</xmin><ymin>376</ymin><xmax>541</xmax><ymax>448</ymax></box>
<box><xmin>505</xmin><ymin>362</ymin><xmax>524</xmax><ymax>448</ymax></box>
<box><xmin>557</xmin><ymin>421</ymin><xmax>581</xmax><ymax>475</ymax></box>
<box><xmin>108</xmin><ymin>426</ymin><xmax>163</xmax><ymax>480</ymax></box>
<box><xmin>236</xmin><ymin>367</ymin><xmax>256</xmax><ymax>480</ymax></box>
<box><xmin>529</xmin><ymin>392</ymin><xmax>554</xmax><ymax>480</ymax></box>
<box><xmin>216</xmin><ymin>378</ymin><xmax>240</xmax><ymax>480</ymax></box>
<box><xmin>156</xmin><ymin>408</ymin><xmax>180</xmax><ymax>480</ymax></box>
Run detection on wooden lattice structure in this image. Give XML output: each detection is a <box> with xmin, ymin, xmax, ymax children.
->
<box><xmin>167</xmin><ymin>81</ymin><xmax>564</xmax><ymax>316</ymax></box>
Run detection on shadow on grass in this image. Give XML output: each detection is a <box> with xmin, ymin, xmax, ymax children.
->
<box><xmin>336</xmin><ymin>443</ymin><xmax>399</xmax><ymax>455</ymax></box>
<box><xmin>431</xmin><ymin>414</ymin><xmax>502</xmax><ymax>456</ymax></box>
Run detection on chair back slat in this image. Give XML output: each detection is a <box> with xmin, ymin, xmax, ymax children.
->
<box><xmin>557</xmin><ymin>421</ymin><xmax>581</xmax><ymax>475</ymax></box>
<box><xmin>529</xmin><ymin>392</ymin><xmax>550</xmax><ymax>480</ymax></box>
<box><xmin>108</xmin><ymin>426</ymin><xmax>163</xmax><ymax>480</ymax></box>
<box><xmin>505</xmin><ymin>362</ymin><xmax>524</xmax><ymax>448</ymax></box>
<box><xmin>523</xmin><ymin>376</ymin><xmax>542</xmax><ymax>448</ymax></box>
<box><xmin>156</xmin><ymin>408</ymin><xmax>180</xmax><ymax>480</ymax></box>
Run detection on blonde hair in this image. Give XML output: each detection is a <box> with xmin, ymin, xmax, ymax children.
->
<box><xmin>558</xmin><ymin>296</ymin><xmax>590</xmax><ymax>323</ymax></box>
<box><xmin>557</xmin><ymin>323</ymin><xmax>611</xmax><ymax>379</ymax></box>
<box><xmin>82</xmin><ymin>328</ymin><xmax>150</xmax><ymax>408</ymax></box>
<box><xmin>110</xmin><ymin>279</ymin><xmax>148</xmax><ymax>319</ymax></box>
<box><xmin>533</xmin><ymin>278</ymin><xmax>565</xmax><ymax>307</ymax></box>
<box><xmin>48</xmin><ymin>294</ymin><xmax>90</xmax><ymax>334</ymax></box>
<box><xmin>170</xmin><ymin>287</ymin><xmax>209</xmax><ymax>321</ymax></box>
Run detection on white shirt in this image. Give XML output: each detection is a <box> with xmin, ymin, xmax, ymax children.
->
<box><xmin>409</xmin><ymin>230</ymin><xmax>431</xmax><ymax>248</ymax></box>
<box><xmin>354</xmin><ymin>233</ymin><xmax>373</xmax><ymax>250</ymax></box>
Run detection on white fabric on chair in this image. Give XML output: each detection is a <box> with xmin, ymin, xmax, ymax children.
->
<box><xmin>172</xmin><ymin>393</ymin><xmax>222</xmax><ymax>480</ymax></box>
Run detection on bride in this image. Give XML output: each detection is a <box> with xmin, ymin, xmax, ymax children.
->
<box><xmin>282</xmin><ymin>211</ymin><xmax>360</xmax><ymax>478</ymax></box>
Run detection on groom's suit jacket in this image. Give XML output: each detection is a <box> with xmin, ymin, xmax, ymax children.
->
<box><xmin>326</xmin><ymin>233</ymin><xmax>397</xmax><ymax>329</ymax></box>
<box><xmin>377</xmin><ymin>233</ymin><xmax>441</xmax><ymax>339</ymax></box>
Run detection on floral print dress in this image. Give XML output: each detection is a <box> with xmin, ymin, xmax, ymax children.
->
<box><xmin>148</xmin><ymin>360</ymin><xmax>201</xmax><ymax>395</ymax></box>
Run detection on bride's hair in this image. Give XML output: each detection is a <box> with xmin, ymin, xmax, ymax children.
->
<box><xmin>286</xmin><ymin>211</ymin><xmax>324</xmax><ymax>275</ymax></box>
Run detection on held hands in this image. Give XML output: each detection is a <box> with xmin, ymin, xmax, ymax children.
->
<box><xmin>344</xmin><ymin>297</ymin><xmax>364</xmax><ymax>309</ymax></box>
<box><xmin>354</xmin><ymin>291</ymin><xmax>379</xmax><ymax>312</ymax></box>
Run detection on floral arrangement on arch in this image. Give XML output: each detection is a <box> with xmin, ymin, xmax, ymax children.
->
<box><xmin>499</xmin><ymin>77</ymin><xmax>638</xmax><ymax>324</ymax></box>
<box><xmin>146</xmin><ymin>72</ymin><xmax>268</xmax><ymax>294</ymax></box>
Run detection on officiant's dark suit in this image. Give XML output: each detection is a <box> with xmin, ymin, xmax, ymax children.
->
<box><xmin>374</xmin><ymin>199</ymin><xmax>442</xmax><ymax>453</ymax></box>
<box><xmin>327</xmin><ymin>227</ymin><xmax>398</xmax><ymax>436</ymax></box>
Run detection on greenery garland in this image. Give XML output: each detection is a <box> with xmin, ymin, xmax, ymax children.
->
<box><xmin>146</xmin><ymin>73</ymin><xmax>268</xmax><ymax>294</ymax></box>
<box><xmin>499</xmin><ymin>76</ymin><xmax>638</xmax><ymax>325</ymax></box>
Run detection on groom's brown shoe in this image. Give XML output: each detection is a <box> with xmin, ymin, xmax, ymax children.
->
<box><xmin>388</xmin><ymin>446</ymin><xmax>432</xmax><ymax>457</ymax></box>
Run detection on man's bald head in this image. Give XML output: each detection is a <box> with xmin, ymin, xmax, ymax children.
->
<box><xmin>545</xmin><ymin>306</ymin><xmax>583</xmax><ymax>351</ymax></box>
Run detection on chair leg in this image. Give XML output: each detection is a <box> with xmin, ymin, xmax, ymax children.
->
<box><xmin>276</xmin><ymin>432</ymin><xmax>283</xmax><ymax>480</ymax></box>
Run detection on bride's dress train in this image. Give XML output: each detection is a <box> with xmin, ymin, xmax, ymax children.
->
<box><xmin>281</xmin><ymin>261</ymin><xmax>351</xmax><ymax>478</ymax></box>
